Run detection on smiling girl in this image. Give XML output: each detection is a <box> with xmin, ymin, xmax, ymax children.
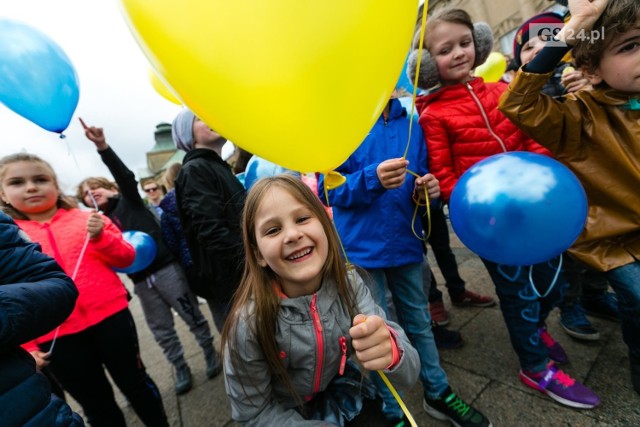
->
<box><xmin>0</xmin><ymin>153</ymin><xmax>169</xmax><ymax>427</ymax></box>
<box><xmin>221</xmin><ymin>175</ymin><xmax>419</xmax><ymax>426</ymax></box>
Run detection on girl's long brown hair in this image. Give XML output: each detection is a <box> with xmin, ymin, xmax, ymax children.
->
<box><xmin>221</xmin><ymin>174</ymin><xmax>358</xmax><ymax>407</ymax></box>
<box><xmin>0</xmin><ymin>153</ymin><xmax>77</xmax><ymax>220</ymax></box>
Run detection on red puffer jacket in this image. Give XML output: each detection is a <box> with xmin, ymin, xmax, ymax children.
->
<box><xmin>415</xmin><ymin>77</ymin><xmax>551</xmax><ymax>202</ymax></box>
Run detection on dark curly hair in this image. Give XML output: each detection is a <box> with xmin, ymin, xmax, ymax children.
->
<box><xmin>573</xmin><ymin>0</ymin><xmax>640</xmax><ymax>73</ymax></box>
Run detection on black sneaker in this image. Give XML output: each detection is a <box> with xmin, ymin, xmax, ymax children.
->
<box><xmin>386</xmin><ymin>415</ymin><xmax>411</xmax><ymax>427</ymax></box>
<box><xmin>423</xmin><ymin>387</ymin><xmax>492</xmax><ymax>427</ymax></box>
<box><xmin>175</xmin><ymin>365</ymin><xmax>193</xmax><ymax>395</ymax></box>
<box><xmin>432</xmin><ymin>321</ymin><xmax>463</xmax><ymax>350</ymax></box>
<box><xmin>559</xmin><ymin>302</ymin><xmax>600</xmax><ymax>341</ymax></box>
<box><xmin>205</xmin><ymin>350</ymin><xmax>223</xmax><ymax>379</ymax></box>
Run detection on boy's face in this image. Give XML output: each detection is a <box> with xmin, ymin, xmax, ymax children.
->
<box><xmin>82</xmin><ymin>183</ymin><xmax>117</xmax><ymax>210</ymax></box>
<box><xmin>193</xmin><ymin>118</ymin><xmax>224</xmax><ymax>149</ymax></box>
<box><xmin>520</xmin><ymin>36</ymin><xmax>546</xmax><ymax>66</ymax></box>
<box><xmin>587</xmin><ymin>23</ymin><xmax>640</xmax><ymax>93</ymax></box>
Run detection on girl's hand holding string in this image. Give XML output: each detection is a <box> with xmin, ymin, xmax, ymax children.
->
<box><xmin>29</xmin><ymin>350</ymin><xmax>50</xmax><ymax>371</ymax></box>
<box><xmin>349</xmin><ymin>314</ymin><xmax>393</xmax><ymax>371</ymax></box>
<box><xmin>87</xmin><ymin>211</ymin><xmax>104</xmax><ymax>239</ymax></box>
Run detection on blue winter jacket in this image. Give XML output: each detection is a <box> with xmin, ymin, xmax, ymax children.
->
<box><xmin>0</xmin><ymin>212</ymin><xmax>83</xmax><ymax>427</ymax></box>
<box><xmin>319</xmin><ymin>98</ymin><xmax>429</xmax><ymax>268</ymax></box>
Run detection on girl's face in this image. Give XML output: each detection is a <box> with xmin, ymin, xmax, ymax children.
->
<box><xmin>588</xmin><ymin>24</ymin><xmax>640</xmax><ymax>93</ymax></box>
<box><xmin>520</xmin><ymin>36</ymin><xmax>547</xmax><ymax>66</ymax></box>
<box><xmin>428</xmin><ymin>21</ymin><xmax>476</xmax><ymax>86</ymax></box>
<box><xmin>82</xmin><ymin>182</ymin><xmax>117</xmax><ymax>210</ymax></box>
<box><xmin>193</xmin><ymin>118</ymin><xmax>224</xmax><ymax>149</ymax></box>
<box><xmin>253</xmin><ymin>186</ymin><xmax>328</xmax><ymax>298</ymax></box>
<box><xmin>0</xmin><ymin>161</ymin><xmax>59</xmax><ymax>220</ymax></box>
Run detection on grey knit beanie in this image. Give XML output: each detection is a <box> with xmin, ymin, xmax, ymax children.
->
<box><xmin>172</xmin><ymin>108</ymin><xmax>196</xmax><ymax>152</ymax></box>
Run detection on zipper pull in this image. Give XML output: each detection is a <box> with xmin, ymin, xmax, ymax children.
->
<box><xmin>311</xmin><ymin>295</ymin><xmax>322</xmax><ymax>332</ymax></box>
<box><xmin>338</xmin><ymin>336</ymin><xmax>347</xmax><ymax>375</ymax></box>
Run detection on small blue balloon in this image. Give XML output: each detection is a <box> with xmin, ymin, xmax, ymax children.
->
<box><xmin>244</xmin><ymin>156</ymin><xmax>291</xmax><ymax>190</ymax></box>
<box><xmin>0</xmin><ymin>19</ymin><xmax>79</xmax><ymax>133</ymax></box>
<box><xmin>115</xmin><ymin>231</ymin><xmax>157</xmax><ymax>274</ymax></box>
<box><xmin>449</xmin><ymin>152</ymin><xmax>588</xmax><ymax>266</ymax></box>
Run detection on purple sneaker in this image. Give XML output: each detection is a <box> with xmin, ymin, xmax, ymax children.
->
<box><xmin>538</xmin><ymin>327</ymin><xmax>569</xmax><ymax>364</ymax></box>
<box><xmin>520</xmin><ymin>363</ymin><xmax>600</xmax><ymax>409</ymax></box>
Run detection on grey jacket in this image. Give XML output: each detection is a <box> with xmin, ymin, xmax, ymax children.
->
<box><xmin>223</xmin><ymin>271</ymin><xmax>419</xmax><ymax>426</ymax></box>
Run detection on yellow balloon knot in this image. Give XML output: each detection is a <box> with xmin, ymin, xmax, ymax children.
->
<box><xmin>324</xmin><ymin>171</ymin><xmax>347</xmax><ymax>190</ymax></box>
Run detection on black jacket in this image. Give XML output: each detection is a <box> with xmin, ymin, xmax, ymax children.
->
<box><xmin>98</xmin><ymin>147</ymin><xmax>175</xmax><ymax>282</ymax></box>
<box><xmin>175</xmin><ymin>149</ymin><xmax>246</xmax><ymax>301</ymax></box>
<box><xmin>0</xmin><ymin>212</ymin><xmax>83</xmax><ymax>427</ymax></box>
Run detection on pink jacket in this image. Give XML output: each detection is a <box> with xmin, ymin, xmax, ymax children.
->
<box><xmin>16</xmin><ymin>208</ymin><xmax>134</xmax><ymax>348</ymax></box>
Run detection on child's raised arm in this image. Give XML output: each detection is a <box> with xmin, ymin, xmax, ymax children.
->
<box><xmin>557</xmin><ymin>0</ymin><xmax>609</xmax><ymax>45</ymax></box>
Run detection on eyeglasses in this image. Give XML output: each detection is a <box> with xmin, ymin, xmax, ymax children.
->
<box><xmin>144</xmin><ymin>187</ymin><xmax>159</xmax><ymax>193</ymax></box>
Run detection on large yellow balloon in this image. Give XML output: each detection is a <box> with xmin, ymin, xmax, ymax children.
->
<box><xmin>148</xmin><ymin>68</ymin><xmax>182</xmax><ymax>105</ymax></box>
<box><xmin>119</xmin><ymin>0</ymin><xmax>418</xmax><ymax>172</ymax></box>
<box><xmin>474</xmin><ymin>52</ymin><xmax>508</xmax><ymax>83</ymax></box>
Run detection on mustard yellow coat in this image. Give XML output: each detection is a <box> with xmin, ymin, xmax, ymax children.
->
<box><xmin>499</xmin><ymin>70</ymin><xmax>640</xmax><ymax>272</ymax></box>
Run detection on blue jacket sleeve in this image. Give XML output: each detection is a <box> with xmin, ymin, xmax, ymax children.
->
<box><xmin>0</xmin><ymin>213</ymin><xmax>78</xmax><ymax>349</ymax></box>
<box><xmin>318</xmin><ymin>159</ymin><xmax>386</xmax><ymax>208</ymax></box>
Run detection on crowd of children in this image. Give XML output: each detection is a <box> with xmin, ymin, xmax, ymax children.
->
<box><xmin>1</xmin><ymin>0</ymin><xmax>638</xmax><ymax>425</ymax></box>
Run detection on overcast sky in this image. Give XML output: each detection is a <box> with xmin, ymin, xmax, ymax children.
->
<box><xmin>1</xmin><ymin>0</ymin><xmax>183</xmax><ymax>194</ymax></box>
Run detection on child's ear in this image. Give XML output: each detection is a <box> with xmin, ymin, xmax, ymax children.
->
<box><xmin>581</xmin><ymin>67</ymin><xmax>604</xmax><ymax>86</ymax></box>
<box><xmin>254</xmin><ymin>247</ymin><xmax>268</xmax><ymax>268</ymax></box>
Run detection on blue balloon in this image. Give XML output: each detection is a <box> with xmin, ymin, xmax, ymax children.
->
<box><xmin>244</xmin><ymin>156</ymin><xmax>291</xmax><ymax>190</ymax></box>
<box><xmin>0</xmin><ymin>19</ymin><xmax>79</xmax><ymax>133</ymax></box>
<box><xmin>449</xmin><ymin>152</ymin><xmax>588</xmax><ymax>266</ymax></box>
<box><xmin>115</xmin><ymin>231</ymin><xmax>157</xmax><ymax>274</ymax></box>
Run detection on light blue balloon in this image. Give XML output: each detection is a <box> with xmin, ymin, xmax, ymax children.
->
<box><xmin>0</xmin><ymin>19</ymin><xmax>79</xmax><ymax>133</ymax></box>
<box><xmin>114</xmin><ymin>231</ymin><xmax>157</xmax><ymax>274</ymax></box>
<box><xmin>244</xmin><ymin>156</ymin><xmax>292</xmax><ymax>190</ymax></box>
<box><xmin>449</xmin><ymin>152</ymin><xmax>588</xmax><ymax>266</ymax></box>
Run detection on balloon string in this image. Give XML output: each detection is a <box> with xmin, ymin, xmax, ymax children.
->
<box><xmin>46</xmin><ymin>232</ymin><xmax>91</xmax><ymax>357</ymax></box>
<box><xmin>322</xmin><ymin>176</ymin><xmax>417</xmax><ymax>427</ymax></box>
<box><xmin>406</xmin><ymin>169</ymin><xmax>430</xmax><ymax>241</ymax></box>
<box><xmin>528</xmin><ymin>254</ymin><xmax>563</xmax><ymax>299</ymax></box>
<box><xmin>402</xmin><ymin>0</ymin><xmax>428</xmax><ymax>161</ymax></box>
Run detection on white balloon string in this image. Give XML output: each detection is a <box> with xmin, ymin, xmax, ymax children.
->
<box><xmin>46</xmin><ymin>232</ymin><xmax>91</xmax><ymax>357</ymax></box>
<box><xmin>528</xmin><ymin>253</ymin><xmax>563</xmax><ymax>299</ymax></box>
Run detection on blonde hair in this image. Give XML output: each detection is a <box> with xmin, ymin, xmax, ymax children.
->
<box><xmin>162</xmin><ymin>162</ymin><xmax>182</xmax><ymax>191</ymax></box>
<box><xmin>0</xmin><ymin>153</ymin><xmax>76</xmax><ymax>220</ymax></box>
<box><xmin>221</xmin><ymin>174</ymin><xmax>358</xmax><ymax>408</ymax></box>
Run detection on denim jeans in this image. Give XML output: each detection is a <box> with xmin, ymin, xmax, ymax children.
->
<box><xmin>423</xmin><ymin>201</ymin><xmax>466</xmax><ymax>301</ymax></box>
<box><xmin>365</xmin><ymin>263</ymin><xmax>449</xmax><ymax>420</ymax></box>
<box><xmin>561</xmin><ymin>254</ymin><xmax>609</xmax><ymax>304</ymax></box>
<box><xmin>481</xmin><ymin>257</ymin><xmax>568</xmax><ymax>373</ymax></box>
<box><xmin>604</xmin><ymin>261</ymin><xmax>640</xmax><ymax>361</ymax></box>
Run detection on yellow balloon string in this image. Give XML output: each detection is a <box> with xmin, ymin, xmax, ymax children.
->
<box><xmin>323</xmin><ymin>175</ymin><xmax>417</xmax><ymax>427</ymax></box>
<box><xmin>402</xmin><ymin>0</ymin><xmax>428</xmax><ymax>161</ymax></box>
<box><xmin>407</xmin><ymin>169</ymin><xmax>431</xmax><ymax>241</ymax></box>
